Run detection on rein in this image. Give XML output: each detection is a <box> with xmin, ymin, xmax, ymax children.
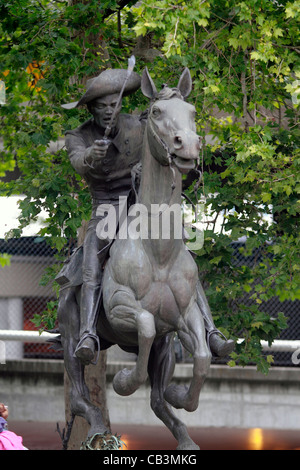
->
<box><xmin>147</xmin><ymin>112</ymin><xmax>177</xmax><ymax>191</ymax></box>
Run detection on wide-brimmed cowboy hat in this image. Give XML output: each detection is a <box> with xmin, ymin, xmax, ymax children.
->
<box><xmin>62</xmin><ymin>68</ymin><xmax>141</xmax><ymax>109</ymax></box>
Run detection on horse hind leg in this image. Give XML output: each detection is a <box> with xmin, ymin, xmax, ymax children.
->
<box><xmin>57</xmin><ymin>287</ymin><xmax>109</xmax><ymax>442</ymax></box>
<box><xmin>148</xmin><ymin>334</ymin><xmax>200</xmax><ymax>450</ymax></box>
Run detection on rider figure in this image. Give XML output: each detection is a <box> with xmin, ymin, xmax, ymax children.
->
<box><xmin>62</xmin><ymin>67</ymin><xmax>233</xmax><ymax>365</ymax></box>
<box><xmin>63</xmin><ymin>68</ymin><xmax>144</xmax><ymax>364</ymax></box>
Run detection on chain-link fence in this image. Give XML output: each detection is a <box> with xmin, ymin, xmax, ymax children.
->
<box><xmin>0</xmin><ymin>237</ymin><xmax>299</xmax><ymax>365</ymax></box>
<box><xmin>0</xmin><ymin>237</ymin><xmax>61</xmax><ymax>360</ymax></box>
<box><xmin>231</xmin><ymin>242</ymin><xmax>300</xmax><ymax>367</ymax></box>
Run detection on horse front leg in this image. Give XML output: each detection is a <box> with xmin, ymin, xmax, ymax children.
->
<box><xmin>107</xmin><ymin>289</ymin><xmax>156</xmax><ymax>396</ymax></box>
<box><xmin>164</xmin><ymin>302</ymin><xmax>211</xmax><ymax>412</ymax></box>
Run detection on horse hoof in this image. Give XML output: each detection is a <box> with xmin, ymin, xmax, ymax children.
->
<box><xmin>113</xmin><ymin>368</ymin><xmax>138</xmax><ymax>396</ymax></box>
<box><xmin>177</xmin><ymin>442</ymin><xmax>200</xmax><ymax>450</ymax></box>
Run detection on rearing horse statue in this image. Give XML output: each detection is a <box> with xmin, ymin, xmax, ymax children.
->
<box><xmin>57</xmin><ymin>68</ymin><xmax>212</xmax><ymax>450</ymax></box>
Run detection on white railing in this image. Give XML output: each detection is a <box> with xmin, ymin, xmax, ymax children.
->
<box><xmin>0</xmin><ymin>330</ymin><xmax>299</xmax><ymax>352</ymax></box>
<box><xmin>237</xmin><ymin>338</ymin><xmax>300</xmax><ymax>352</ymax></box>
<box><xmin>0</xmin><ymin>329</ymin><xmax>58</xmax><ymax>343</ymax></box>
<box><xmin>257</xmin><ymin>340</ymin><xmax>300</xmax><ymax>352</ymax></box>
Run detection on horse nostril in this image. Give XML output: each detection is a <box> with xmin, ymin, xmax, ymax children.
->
<box><xmin>174</xmin><ymin>135</ymin><xmax>183</xmax><ymax>149</ymax></box>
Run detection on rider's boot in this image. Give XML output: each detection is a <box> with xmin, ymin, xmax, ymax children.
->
<box><xmin>74</xmin><ymin>284</ymin><xmax>101</xmax><ymax>365</ymax></box>
<box><xmin>207</xmin><ymin>330</ymin><xmax>235</xmax><ymax>358</ymax></box>
<box><xmin>196</xmin><ymin>281</ymin><xmax>235</xmax><ymax>358</ymax></box>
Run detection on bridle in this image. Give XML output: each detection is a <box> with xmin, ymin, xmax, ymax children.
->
<box><xmin>146</xmin><ymin>91</ymin><xmax>202</xmax><ymax>220</ymax></box>
<box><xmin>147</xmin><ymin>92</ymin><xmax>201</xmax><ymax>195</ymax></box>
<box><xmin>147</xmin><ymin>113</ymin><xmax>177</xmax><ymax>191</ymax></box>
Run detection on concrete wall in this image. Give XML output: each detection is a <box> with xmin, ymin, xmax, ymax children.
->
<box><xmin>0</xmin><ymin>358</ymin><xmax>299</xmax><ymax>431</ymax></box>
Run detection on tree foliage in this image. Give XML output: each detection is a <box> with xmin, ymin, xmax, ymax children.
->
<box><xmin>0</xmin><ymin>0</ymin><xmax>299</xmax><ymax>373</ymax></box>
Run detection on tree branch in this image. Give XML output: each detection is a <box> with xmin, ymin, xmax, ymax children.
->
<box><xmin>102</xmin><ymin>0</ymin><xmax>136</xmax><ymax>19</ymax></box>
<box><xmin>241</xmin><ymin>52</ymin><xmax>248</xmax><ymax>132</ymax></box>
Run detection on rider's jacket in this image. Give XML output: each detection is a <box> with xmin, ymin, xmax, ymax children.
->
<box><xmin>66</xmin><ymin>114</ymin><xmax>144</xmax><ymax>204</ymax></box>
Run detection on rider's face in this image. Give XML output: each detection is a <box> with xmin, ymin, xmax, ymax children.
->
<box><xmin>89</xmin><ymin>94</ymin><xmax>122</xmax><ymax>130</ymax></box>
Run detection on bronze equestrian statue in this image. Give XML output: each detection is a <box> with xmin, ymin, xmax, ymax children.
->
<box><xmin>56</xmin><ymin>65</ymin><xmax>234</xmax><ymax>450</ymax></box>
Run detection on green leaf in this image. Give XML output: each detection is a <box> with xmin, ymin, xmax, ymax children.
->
<box><xmin>0</xmin><ymin>253</ymin><xmax>11</xmax><ymax>267</ymax></box>
<box><xmin>227</xmin><ymin>360</ymin><xmax>236</xmax><ymax>368</ymax></box>
<box><xmin>209</xmin><ymin>256</ymin><xmax>223</xmax><ymax>265</ymax></box>
<box><xmin>262</xmin><ymin>192</ymin><xmax>272</xmax><ymax>203</ymax></box>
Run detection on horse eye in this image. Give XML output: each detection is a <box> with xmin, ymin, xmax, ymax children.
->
<box><xmin>152</xmin><ymin>107</ymin><xmax>161</xmax><ymax>117</ymax></box>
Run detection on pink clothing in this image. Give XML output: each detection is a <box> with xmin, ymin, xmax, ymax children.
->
<box><xmin>0</xmin><ymin>430</ymin><xmax>26</xmax><ymax>450</ymax></box>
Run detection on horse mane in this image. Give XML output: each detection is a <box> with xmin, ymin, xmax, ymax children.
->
<box><xmin>155</xmin><ymin>85</ymin><xmax>184</xmax><ymax>101</ymax></box>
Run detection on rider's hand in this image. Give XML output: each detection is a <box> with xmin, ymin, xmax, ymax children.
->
<box><xmin>85</xmin><ymin>139</ymin><xmax>110</xmax><ymax>166</ymax></box>
<box><xmin>93</xmin><ymin>140</ymin><xmax>110</xmax><ymax>160</ymax></box>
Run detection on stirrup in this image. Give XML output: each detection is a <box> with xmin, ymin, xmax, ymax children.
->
<box><xmin>206</xmin><ymin>328</ymin><xmax>234</xmax><ymax>358</ymax></box>
<box><xmin>74</xmin><ymin>333</ymin><xmax>100</xmax><ymax>365</ymax></box>
<box><xmin>207</xmin><ymin>329</ymin><xmax>227</xmax><ymax>348</ymax></box>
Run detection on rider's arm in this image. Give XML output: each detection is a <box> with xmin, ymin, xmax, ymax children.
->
<box><xmin>65</xmin><ymin>130</ymin><xmax>92</xmax><ymax>175</ymax></box>
<box><xmin>66</xmin><ymin>131</ymin><xmax>109</xmax><ymax>175</ymax></box>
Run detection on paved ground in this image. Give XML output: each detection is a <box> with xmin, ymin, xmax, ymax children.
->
<box><xmin>7</xmin><ymin>421</ymin><xmax>300</xmax><ymax>451</ymax></box>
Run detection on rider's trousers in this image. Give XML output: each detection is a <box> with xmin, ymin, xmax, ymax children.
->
<box><xmin>79</xmin><ymin>200</ymin><xmax>121</xmax><ymax>341</ymax></box>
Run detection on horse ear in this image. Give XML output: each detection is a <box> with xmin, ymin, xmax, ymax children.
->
<box><xmin>141</xmin><ymin>67</ymin><xmax>158</xmax><ymax>99</ymax></box>
<box><xmin>177</xmin><ymin>68</ymin><xmax>192</xmax><ymax>98</ymax></box>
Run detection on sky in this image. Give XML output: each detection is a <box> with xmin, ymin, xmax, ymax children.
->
<box><xmin>0</xmin><ymin>196</ymin><xmax>47</xmax><ymax>239</ymax></box>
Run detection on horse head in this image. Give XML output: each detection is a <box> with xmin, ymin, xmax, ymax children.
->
<box><xmin>141</xmin><ymin>67</ymin><xmax>201</xmax><ymax>174</ymax></box>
